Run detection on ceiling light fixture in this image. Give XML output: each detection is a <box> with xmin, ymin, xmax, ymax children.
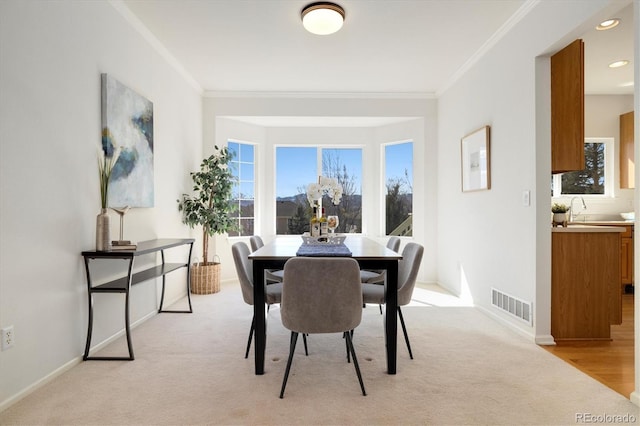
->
<box><xmin>301</xmin><ymin>2</ymin><xmax>345</xmax><ymax>35</ymax></box>
<box><xmin>609</xmin><ymin>60</ymin><xmax>629</xmax><ymax>68</ymax></box>
<box><xmin>596</xmin><ymin>18</ymin><xmax>620</xmax><ymax>30</ymax></box>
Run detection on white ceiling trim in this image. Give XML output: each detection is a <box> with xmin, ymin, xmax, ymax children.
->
<box><xmin>203</xmin><ymin>91</ymin><xmax>436</xmax><ymax>100</ymax></box>
<box><xmin>109</xmin><ymin>0</ymin><xmax>203</xmax><ymax>94</ymax></box>
<box><xmin>436</xmin><ymin>0</ymin><xmax>541</xmax><ymax>97</ymax></box>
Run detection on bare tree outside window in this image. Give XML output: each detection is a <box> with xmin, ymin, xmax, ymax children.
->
<box><xmin>385</xmin><ymin>142</ymin><xmax>413</xmax><ymax>236</ymax></box>
<box><xmin>322</xmin><ymin>149</ymin><xmax>362</xmax><ymax>233</ymax></box>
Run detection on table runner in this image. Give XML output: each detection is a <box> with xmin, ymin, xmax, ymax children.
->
<box><xmin>295</xmin><ymin>243</ymin><xmax>352</xmax><ymax>257</ymax></box>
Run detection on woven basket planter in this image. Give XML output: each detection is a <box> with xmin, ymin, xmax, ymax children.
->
<box><xmin>190</xmin><ymin>261</ymin><xmax>221</xmax><ymax>294</ymax></box>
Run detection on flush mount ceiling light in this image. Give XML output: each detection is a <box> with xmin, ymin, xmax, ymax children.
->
<box><xmin>301</xmin><ymin>2</ymin><xmax>345</xmax><ymax>35</ymax></box>
<box><xmin>596</xmin><ymin>18</ymin><xmax>620</xmax><ymax>30</ymax></box>
<box><xmin>609</xmin><ymin>60</ymin><xmax>629</xmax><ymax>68</ymax></box>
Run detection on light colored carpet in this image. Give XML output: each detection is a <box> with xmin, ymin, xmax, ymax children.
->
<box><xmin>1</xmin><ymin>282</ymin><xmax>638</xmax><ymax>425</ymax></box>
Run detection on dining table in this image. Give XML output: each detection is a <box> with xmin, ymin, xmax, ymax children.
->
<box><xmin>248</xmin><ymin>235</ymin><xmax>403</xmax><ymax>375</ymax></box>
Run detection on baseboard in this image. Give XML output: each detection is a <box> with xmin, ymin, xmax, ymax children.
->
<box><xmin>0</xmin><ymin>355</ymin><xmax>81</xmax><ymax>413</ymax></box>
<box><xmin>0</xmin><ymin>309</ymin><xmax>157</xmax><ymax>414</ymax></box>
<box><xmin>86</xmin><ymin>309</ymin><xmax>157</xmax><ymax>356</ymax></box>
<box><xmin>630</xmin><ymin>391</ymin><xmax>640</xmax><ymax>407</ymax></box>
<box><xmin>475</xmin><ymin>304</ymin><xmax>537</xmax><ymax>342</ymax></box>
<box><xmin>534</xmin><ymin>335</ymin><xmax>556</xmax><ymax>345</ymax></box>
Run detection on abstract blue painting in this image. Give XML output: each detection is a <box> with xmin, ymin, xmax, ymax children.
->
<box><xmin>101</xmin><ymin>73</ymin><xmax>154</xmax><ymax>207</ymax></box>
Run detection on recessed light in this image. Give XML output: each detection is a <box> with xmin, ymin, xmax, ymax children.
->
<box><xmin>596</xmin><ymin>18</ymin><xmax>620</xmax><ymax>30</ymax></box>
<box><xmin>609</xmin><ymin>60</ymin><xmax>629</xmax><ymax>68</ymax></box>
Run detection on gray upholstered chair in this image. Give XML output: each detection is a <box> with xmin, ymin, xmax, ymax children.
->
<box><xmin>360</xmin><ymin>236</ymin><xmax>401</xmax><ymax>284</ymax></box>
<box><xmin>231</xmin><ymin>242</ymin><xmax>284</xmax><ymax>359</ymax></box>
<box><xmin>249</xmin><ymin>235</ymin><xmax>284</xmax><ymax>283</ymax></box>
<box><xmin>362</xmin><ymin>242</ymin><xmax>423</xmax><ymax>359</ymax></box>
<box><xmin>279</xmin><ymin>257</ymin><xmax>366</xmax><ymax>398</ymax></box>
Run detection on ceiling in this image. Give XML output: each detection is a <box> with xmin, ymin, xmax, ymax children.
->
<box><xmin>121</xmin><ymin>0</ymin><xmax>634</xmax><ymax>97</ymax></box>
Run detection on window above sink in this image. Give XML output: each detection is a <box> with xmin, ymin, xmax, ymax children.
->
<box><xmin>551</xmin><ymin>137</ymin><xmax>613</xmax><ymax>198</ymax></box>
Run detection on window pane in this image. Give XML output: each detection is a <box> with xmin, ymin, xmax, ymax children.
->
<box><xmin>229</xmin><ymin>141</ymin><xmax>255</xmax><ymax>236</ymax></box>
<box><xmin>240</xmin><ymin>163</ymin><xmax>254</xmax><ymax>181</ymax></box>
<box><xmin>561</xmin><ymin>142</ymin><xmax>605</xmax><ymax>195</ymax></box>
<box><xmin>240</xmin><ymin>143</ymin><xmax>254</xmax><ymax>162</ymax></box>
<box><xmin>276</xmin><ymin>147</ymin><xmax>317</xmax><ymax>235</ymax></box>
<box><xmin>385</xmin><ymin>142</ymin><xmax>413</xmax><ymax>236</ymax></box>
<box><xmin>239</xmin><ymin>181</ymin><xmax>254</xmax><ymax>199</ymax></box>
<box><xmin>322</xmin><ymin>148</ymin><xmax>362</xmax><ymax>234</ymax></box>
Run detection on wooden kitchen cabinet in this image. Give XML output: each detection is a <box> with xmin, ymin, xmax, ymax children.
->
<box><xmin>581</xmin><ymin>223</ymin><xmax>634</xmax><ymax>291</ymax></box>
<box><xmin>619</xmin><ymin>111</ymin><xmax>634</xmax><ymax>189</ymax></box>
<box><xmin>551</xmin><ymin>228</ymin><xmax>621</xmax><ymax>341</ymax></box>
<box><xmin>620</xmin><ymin>225</ymin><xmax>634</xmax><ymax>288</ymax></box>
<box><xmin>551</xmin><ymin>39</ymin><xmax>585</xmax><ymax>174</ymax></box>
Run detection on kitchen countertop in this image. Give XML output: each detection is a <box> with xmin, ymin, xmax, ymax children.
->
<box><xmin>567</xmin><ymin>220</ymin><xmax>634</xmax><ymax>226</ymax></box>
<box><xmin>552</xmin><ymin>224</ymin><xmax>626</xmax><ymax>233</ymax></box>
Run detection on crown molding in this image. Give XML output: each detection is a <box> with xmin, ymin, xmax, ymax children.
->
<box><xmin>108</xmin><ymin>0</ymin><xmax>203</xmax><ymax>95</ymax></box>
<box><xmin>436</xmin><ymin>0</ymin><xmax>540</xmax><ymax>97</ymax></box>
<box><xmin>203</xmin><ymin>91</ymin><xmax>436</xmax><ymax>99</ymax></box>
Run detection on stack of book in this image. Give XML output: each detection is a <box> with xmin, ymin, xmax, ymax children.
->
<box><xmin>111</xmin><ymin>240</ymin><xmax>137</xmax><ymax>250</ymax></box>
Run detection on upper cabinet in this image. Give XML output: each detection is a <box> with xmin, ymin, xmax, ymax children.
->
<box><xmin>620</xmin><ymin>111</ymin><xmax>634</xmax><ymax>189</ymax></box>
<box><xmin>551</xmin><ymin>39</ymin><xmax>585</xmax><ymax>174</ymax></box>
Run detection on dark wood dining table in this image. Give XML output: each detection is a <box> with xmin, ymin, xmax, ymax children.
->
<box><xmin>248</xmin><ymin>236</ymin><xmax>403</xmax><ymax>375</ymax></box>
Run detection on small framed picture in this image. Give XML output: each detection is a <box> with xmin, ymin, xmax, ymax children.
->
<box><xmin>461</xmin><ymin>126</ymin><xmax>491</xmax><ymax>192</ymax></box>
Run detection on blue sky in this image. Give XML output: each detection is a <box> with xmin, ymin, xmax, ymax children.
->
<box><xmin>275</xmin><ymin>143</ymin><xmax>413</xmax><ymax>198</ymax></box>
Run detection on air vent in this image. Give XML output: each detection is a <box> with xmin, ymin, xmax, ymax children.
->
<box><xmin>491</xmin><ymin>288</ymin><xmax>532</xmax><ymax>325</ymax></box>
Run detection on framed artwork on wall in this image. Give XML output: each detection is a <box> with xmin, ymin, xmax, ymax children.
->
<box><xmin>461</xmin><ymin>125</ymin><xmax>491</xmax><ymax>192</ymax></box>
<box><xmin>101</xmin><ymin>73</ymin><xmax>154</xmax><ymax>207</ymax></box>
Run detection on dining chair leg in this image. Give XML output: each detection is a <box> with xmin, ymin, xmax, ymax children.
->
<box><xmin>397</xmin><ymin>307</ymin><xmax>413</xmax><ymax>359</ymax></box>
<box><xmin>345</xmin><ymin>330</ymin><xmax>366</xmax><ymax>396</ymax></box>
<box><xmin>378</xmin><ymin>304</ymin><xmax>383</xmax><ymax>314</ymax></box>
<box><xmin>343</xmin><ymin>331</ymin><xmax>354</xmax><ymax>363</ymax></box>
<box><xmin>245</xmin><ymin>315</ymin><xmax>255</xmax><ymax>359</ymax></box>
<box><xmin>302</xmin><ymin>333</ymin><xmax>308</xmax><ymax>356</ymax></box>
<box><xmin>279</xmin><ymin>331</ymin><xmax>299</xmax><ymax>399</ymax></box>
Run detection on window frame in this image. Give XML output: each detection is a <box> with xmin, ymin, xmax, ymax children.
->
<box><xmin>551</xmin><ymin>137</ymin><xmax>614</xmax><ymax>198</ymax></box>
<box><xmin>274</xmin><ymin>145</ymin><xmax>363</xmax><ymax>235</ymax></box>
<box><xmin>228</xmin><ymin>139</ymin><xmax>256</xmax><ymax>237</ymax></box>
<box><xmin>382</xmin><ymin>139</ymin><xmax>414</xmax><ymax>236</ymax></box>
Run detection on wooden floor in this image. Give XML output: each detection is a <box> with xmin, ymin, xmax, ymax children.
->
<box><xmin>543</xmin><ymin>293</ymin><xmax>634</xmax><ymax>398</ymax></box>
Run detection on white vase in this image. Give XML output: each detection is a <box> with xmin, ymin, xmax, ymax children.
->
<box><xmin>96</xmin><ymin>208</ymin><xmax>111</xmax><ymax>251</ymax></box>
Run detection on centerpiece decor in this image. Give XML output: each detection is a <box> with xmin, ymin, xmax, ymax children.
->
<box><xmin>178</xmin><ymin>146</ymin><xmax>237</xmax><ymax>294</ymax></box>
<box><xmin>96</xmin><ymin>139</ymin><xmax>121</xmax><ymax>251</ymax></box>
<box><xmin>306</xmin><ymin>176</ymin><xmax>343</xmax><ymax>237</ymax></box>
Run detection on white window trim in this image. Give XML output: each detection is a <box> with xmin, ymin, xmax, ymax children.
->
<box><xmin>228</xmin><ymin>139</ymin><xmax>257</xmax><ymax>238</ymax></box>
<box><xmin>381</xmin><ymin>139</ymin><xmax>414</xmax><ymax>236</ymax></box>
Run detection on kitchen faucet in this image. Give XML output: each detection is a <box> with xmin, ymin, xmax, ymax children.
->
<box><xmin>569</xmin><ymin>196</ymin><xmax>587</xmax><ymax>222</ymax></box>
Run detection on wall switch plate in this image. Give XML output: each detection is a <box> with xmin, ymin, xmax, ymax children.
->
<box><xmin>1</xmin><ymin>325</ymin><xmax>14</xmax><ymax>351</ymax></box>
<box><xmin>522</xmin><ymin>190</ymin><xmax>530</xmax><ymax>206</ymax></box>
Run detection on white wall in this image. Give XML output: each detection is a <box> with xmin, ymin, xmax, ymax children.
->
<box><xmin>0</xmin><ymin>1</ymin><xmax>202</xmax><ymax>408</ymax></box>
<box><xmin>203</xmin><ymin>96</ymin><xmax>437</xmax><ymax>284</ymax></box>
<box><xmin>436</xmin><ymin>0</ymin><xmax>618</xmax><ymax>340</ymax></box>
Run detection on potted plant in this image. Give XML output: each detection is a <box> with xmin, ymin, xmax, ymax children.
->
<box><xmin>552</xmin><ymin>203</ymin><xmax>569</xmax><ymax>227</ymax></box>
<box><xmin>178</xmin><ymin>145</ymin><xmax>237</xmax><ymax>294</ymax></box>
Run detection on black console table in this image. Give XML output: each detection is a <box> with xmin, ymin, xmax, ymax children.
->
<box><xmin>81</xmin><ymin>238</ymin><xmax>195</xmax><ymax>361</ymax></box>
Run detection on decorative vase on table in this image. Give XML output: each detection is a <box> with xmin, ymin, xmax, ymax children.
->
<box><xmin>97</xmin><ymin>139</ymin><xmax>121</xmax><ymax>252</ymax></box>
<box><xmin>96</xmin><ymin>208</ymin><xmax>111</xmax><ymax>251</ymax></box>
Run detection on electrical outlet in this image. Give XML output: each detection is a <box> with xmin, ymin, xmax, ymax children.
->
<box><xmin>1</xmin><ymin>325</ymin><xmax>14</xmax><ymax>351</ymax></box>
